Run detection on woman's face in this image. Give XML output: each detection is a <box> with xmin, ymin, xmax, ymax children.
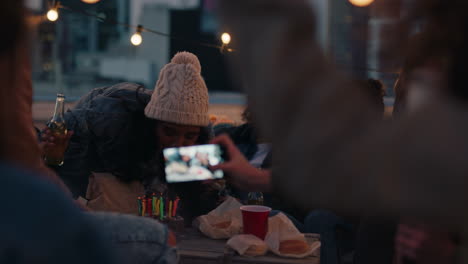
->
<box><xmin>155</xmin><ymin>121</ymin><xmax>201</xmax><ymax>149</ymax></box>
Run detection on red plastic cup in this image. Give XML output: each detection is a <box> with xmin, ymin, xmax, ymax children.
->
<box><xmin>240</xmin><ymin>205</ymin><xmax>272</xmax><ymax>240</ymax></box>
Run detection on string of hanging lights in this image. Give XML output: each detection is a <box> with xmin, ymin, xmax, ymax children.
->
<box><xmin>44</xmin><ymin>0</ymin><xmax>375</xmax><ymax>54</ymax></box>
<box><xmin>45</xmin><ymin>1</ymin><xmax>233</xmax><ymax>52</ymax></box>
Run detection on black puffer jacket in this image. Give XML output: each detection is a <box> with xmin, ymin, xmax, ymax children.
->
<box><xmin>55</xmin><ymin>83</ymin><xmax>156</xmax><ymax>197</ymax></box>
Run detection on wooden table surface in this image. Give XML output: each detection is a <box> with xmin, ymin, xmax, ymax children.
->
<box><xmin>176</xmin><ymin>228</ymin><xmax>320</xmax><ymax>264</ymax></box>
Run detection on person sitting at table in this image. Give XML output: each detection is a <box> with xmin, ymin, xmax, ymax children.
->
<box><xmin>212</xmin><ymin>78</ymin><xmax>386</xmax><ymax>264</ymax></box>
<box><xmin>45</xmin><ymin>52</ymin><xmax>219</xmax><ymax>223</ymax></box>
<box><xmin>373</xmin><ymin>35</ymin><xmax>458</xmax><ymax>264</ymax></box>
<box><xmin>214</xmin><ymin>107</ymin><xmax>310</xmax><ymax>222</ymax></box>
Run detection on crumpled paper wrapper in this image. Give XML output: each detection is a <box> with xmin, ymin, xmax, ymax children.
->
<box><xmin>265</xmin><ymin>213</ymin><xmax>321</xmax><ymax>258</ymax></box>
<box><xmin>226</xmin><ymin>234</ymin><xmax>268</xmax><ymax>257</ymax></box>
<box><xmin>194</xmin><ymin>196</ymin><xmax>243</xmax><ymax>239</ymax></box>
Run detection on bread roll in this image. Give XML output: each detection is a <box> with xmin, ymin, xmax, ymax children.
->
<box><xmin>244</xmin><ymin>243</ymin><xmax>268</xmax><ymax>256</ymax></box>
<box><xmin>279</xmin><ymin>240</ymin><xmax>310</xmax><ymax>255</ymax></box>
<box><xmin>212</xmin><ymin>221</ymin><xmax>231</xmax><ymax>229</ymax></box>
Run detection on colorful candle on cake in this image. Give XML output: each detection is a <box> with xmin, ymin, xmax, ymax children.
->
<box><xmin>173</xmin><ymin>197</ymin><xmax>180</xmax><ymax>218</ymax></box>
<box><xmin>165</xmin><ymin>198</ymin><xmax>169</xmax><ymax>217</ymax></box>
<box><xmin>137</xmin><ymin>197</ymin><xmax>142</xmax><ymax>216</ymax></box>
<box><xmin>160</xmin><ymin>196</ymin><xmax>164</xmax><ymax>220</ymax></box>
<box><xmin>152</xmin><ymin>193</ymin><xmax>156</xmax><ymax>216</ymax></box>
<box><xmin>155</xmin><ymin>198</ymin><xmax>160</xmax><ymax>216</ymax></box>
<box><xmin>146</xmin><ymin>198</ymin><xmax>152</xmax><ymax>216</ymax></box>
<box><xmin>142</xmin><ymin>198</ymin><xmax>146</xmax><ymax>216</ymax></box>
<box><xmin>169</xmin><ymin>201</ymin><xmax>173</xmax><ymax>218</ymax></box>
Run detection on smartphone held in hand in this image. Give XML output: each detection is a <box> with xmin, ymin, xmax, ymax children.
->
<box><xmin>163</xmin><ymin>144</ymin><xmax>224</xmax><ymax>183</ymax></box>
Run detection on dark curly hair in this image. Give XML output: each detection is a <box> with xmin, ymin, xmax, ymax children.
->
<box><xmin>136</xmin><ymin>122</ymin><xmax>212</xmax><ymax>190</ymax></box>
<box><xmin>108</xmin><ymin>87</ymin><xmax>213</xmax><ymax>186</ymax></box>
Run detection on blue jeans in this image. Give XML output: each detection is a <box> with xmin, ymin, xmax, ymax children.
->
<box><xmin>86</xmin><ymin>212</ymin><xmax>178</xmax><ymax>264</ymax></box>
<box><xmin>304</xmin><ymin>210</ymin><xmax>354</xmax><ymax>264</ymax></box>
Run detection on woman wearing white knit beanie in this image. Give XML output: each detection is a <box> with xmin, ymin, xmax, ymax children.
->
<box><xmin>141</xmin><ymin>52</ymin><xmax>217</xmax><ymax>224</ymax></box>
<box><xmin>40</xmin><ymin>49</ymin><xmax>219</xmax><ymax>235</ymax></box>
<box><xmin>145</xmin><ymin>51</ymin><xmax>210</xmax><ymax>149</ymax></box>
<box><xmin>79</xmin><ymin>52</ymin><xmax>218</xmax><ymax>223</ymax></box>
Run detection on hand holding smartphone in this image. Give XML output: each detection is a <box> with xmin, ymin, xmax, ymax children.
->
<box><xmin>163</xmin><ymin>144</ymin><xmax>224</xmax><ymax>183</ymax></box>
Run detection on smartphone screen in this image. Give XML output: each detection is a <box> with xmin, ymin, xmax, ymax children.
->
<box><xmin>163</xmin><ymin>144</ymin><xmax>224</xmax><ymax>183</ymax></box>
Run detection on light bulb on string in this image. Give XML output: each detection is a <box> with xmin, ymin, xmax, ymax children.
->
<box><xmin>348</xmin><ymin>0</ymin><xmax>375</xmax><ymax>7</ymax></box>
<box><xmin>221</xmin><ymin>33</ymin><xmax>231</xmax><ymax>45</ymax></box>
<box><xmin>81</xmin><ymin>0</ymin><xmax>101</xmax><ymax>3</ymax></box>
<box><xmin>131</xmin><ymin>33</ymin><xmax>142</xmax><ymax>46</ymax></box>
<box><xmin>46</xmin><ymin>0</ymin><xmax>60</xmax><ymax>22</ymax></box>
<box><xmin>131</xmin><ymin>25</ymin><xmax>143</xmax><ymax>46</ymax></box>
<box><xmin>219</xmin><ymin>32</ymin><xmax>233</xmax><ymax>54</ymax></box>
<box><xmin>47</xmin><ymin>8</ymin><xmax>59</xmax><ymax>22</ymax></box>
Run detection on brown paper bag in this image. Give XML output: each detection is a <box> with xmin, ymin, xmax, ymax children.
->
<box><xmin>86</xmin><ymin>172</ymin><xmax>144</xmax><ymax>215</ymax></box>
<box><xmin>195</xmin><ymin>196</ymin><xmax>243</xmax><ymax>239</ymax></box>
<box><xmin>265</xmin><ymin>213</ymin><xmax>321</xmax><ymax>258</ymax></box>
<box><xmin>227</xmin><ymin>234</ymin><xmax>268</xmax><ymax>257</ymax></box>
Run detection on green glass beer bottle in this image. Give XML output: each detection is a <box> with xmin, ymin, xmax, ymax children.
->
<box><xmin>247</xmin><ymin>192</ymin><xmax>264</xmax><ymax>205</ymax></box>
<box><xmin>44</xmin><ymin>93</ymin><xmax>68</xmax><ymax>166</ymax></box>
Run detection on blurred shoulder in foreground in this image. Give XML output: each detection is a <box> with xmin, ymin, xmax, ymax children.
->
<box><xmin>0</xmin><ymin>162</ymin><xmax>114</xmax><ymax>264</ymax></box>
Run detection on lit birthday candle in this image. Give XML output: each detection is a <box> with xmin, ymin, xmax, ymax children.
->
<box><xmin>146</xmin><ymin>197</ymin><xmax>152</xmax><ymax>216</ymax></box>
<box><xmin>173</xmin><ymin>197</ymin><xmax>180</xmax><ymax>218</ymax></box>
<box><xmin>160</xmin><ymin>196</ymin><xmax>164</xmax><ymax>220</ymax></box>
<box><xmin>169</xmin><ymin>201</ymin><xmax>173</xmax><ymax>218</ymax></box>
<box><xmin>137</xmin><ymin>197</ymin><xmax>142</xmax><ymax>216</ymax></box>
<box><xmin>152</xmin><ymin>193</ymin><xmax>156</xmax><ymax>216</ymax></box>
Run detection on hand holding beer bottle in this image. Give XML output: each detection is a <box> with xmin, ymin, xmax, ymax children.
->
<box><xmin>43</xmin><ymin>93</ymin><xmax>69</xmax><ymax>166</ymax></box>
<box><xmin>40</xmin><ymin>129</ymin><xmax>73</xmax><ymax>157</ymax></box>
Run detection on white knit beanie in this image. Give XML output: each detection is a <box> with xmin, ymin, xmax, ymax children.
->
<box><xmin>145</xmin><ymin>52</ymin><xmax>209</xmax><ymax>126</ymax></box>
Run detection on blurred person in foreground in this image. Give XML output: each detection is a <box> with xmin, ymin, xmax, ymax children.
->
<box><xmin>215</xmin><ymin>0</ymin><xmax>468</xmax><ymax>262</ymax></box>
<box><xmin>213</xmin><ymin>79</ymin><xmax>387</xmax><ymax>264</ymax></box>
<box><xmin>301</xmin><ymin>79</ymin><xmax>387</xmax><ymax>264</ymax></box>
<box><xmin>391</xmin><ymin>32</ymin><xmax>460</xmax><ymax>264</ymax></box>
<box><xmin>217</xmin><ymin>0</ymin><xmax>468</xmax><ymax>229</ymax></box>
<box><xmin>0</xmin><ymin>1</ymin><xmax>113</xmax><ymax>263</ymax></box>
<box><xmin>355</xmin><ymin>54</ymin><xmax>458</xmax><ymax>264</ymax></box>
<box><xmin>1</xmin><ymin>2</ymin><xmax>177</xmax><ymax>264</ymax></box>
